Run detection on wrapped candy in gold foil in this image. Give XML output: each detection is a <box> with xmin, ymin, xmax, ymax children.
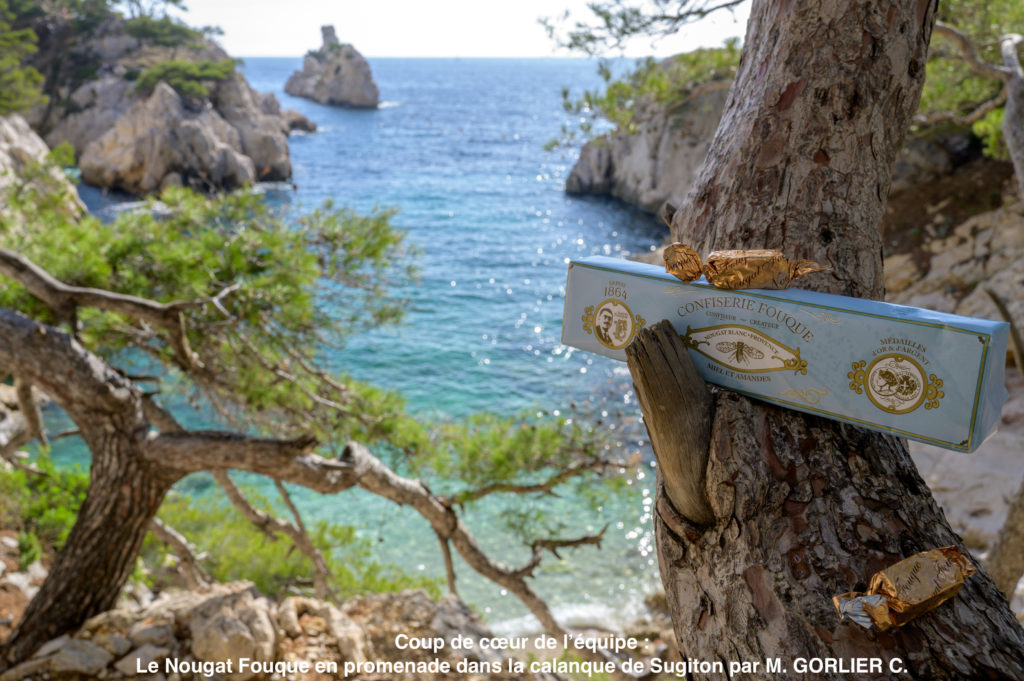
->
<box><xmin>833</xmin><ymin>546</ymin><xmax>977</xmax><ymax>631</ymax></box>
<box><xmin>703</xmin><ymin>249</ymin><xmax>831</xmax><ymax>290</ymax></box>
<box><xmin>663</xmin><ymin>243</ymin><xmax>703</xmax><ymax>282</ymax></box>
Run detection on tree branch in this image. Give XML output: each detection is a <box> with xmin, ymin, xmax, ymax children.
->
<box><xmin>451</xmin><ymin>459</ymin><xmax>622</xmax><ymax>505</ymax></box>
<box><xmin>438</xmin><ymin>535</ymin><xmax>458</xmax><ymax>595</ymax></box>
<box><xmin>0</xmin><ymin>308</ymin><xmax>138</xmax><ymax>421</ymax></box>
<box><xmin>13</xmin><ymin>380</ymin><xmax>46</xmax><ymax>447</ymax></box>
<box><xmin>933</xmin><ymin>22</ymin><xmax>1012</xmax><ymax>82</ymax></box>
<box><xmin>342</xmin><ymin>441</ymin><xmax>630</xmax><ymax>677</ymax></box>
<box><xmin>274</xmin><ymin>479</ymin><xmax>335</xmax><ymax>601</ymax></box>
<box><xmin>212</xmin><ymin>470</ymin><xmax>336</xmax><ymax>600</ymax></box>
<box><xmin>0</xmin><ymin>248</ymin><xmax>203</xmax><ymax>371</ymax></box>
<box><xmin>511</xmin><ymin>527</ymin><xmax>608</xmax><ymax>580</ymax></box>
<box><xmin>145</xmin><ymin>430</ymin><xmax>359</xmax><ymax>494</ymax></box>
<box><xmin>141</xmin><ymin>395</ymin><xmax>183</xmax><ymax>432</ymax></box>
<box><xmin>148</xmin><ymin>518</ymin><xmax>210</xmax><ymax>590</ymax></box>
<box><xmin>914</xmin><ymin>88</ymin><xmax>1007</xmax><ymax>126</ymax></box>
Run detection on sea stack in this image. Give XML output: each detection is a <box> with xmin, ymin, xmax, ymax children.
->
<box><xmin>285</xmin><ymin>26</ymin><xmax>379</xmax><ymax>108</ymax></box>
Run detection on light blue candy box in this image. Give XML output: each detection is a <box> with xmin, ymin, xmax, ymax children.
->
<box><xmin>562</xmin><ymin>256</ymin><xmax>1009</xmax><ymax>452</ymax></box>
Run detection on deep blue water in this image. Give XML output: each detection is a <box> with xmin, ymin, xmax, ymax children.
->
<box><xmin>81</xmin><ymin>57</ymin><xmax>669</xmax><ymax>632</ymax></box>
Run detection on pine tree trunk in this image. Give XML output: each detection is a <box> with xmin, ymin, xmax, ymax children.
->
<box><xmin>0</xmin><ymin>422</ymin><xmax>179</xmax><ymax>668</ymax></box>
<box><xmin>652</xmin><ymin>0</ymin><xmax>1024</xmax><ymax>677</ymax></box>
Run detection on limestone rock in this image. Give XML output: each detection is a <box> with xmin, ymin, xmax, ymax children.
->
<box><xmin>886</xmin><ymin>200</ymin><xmax>1024</xmax><ymax>325</ymax></box>
<box><xmin>79</xmin><ymin>82</ymin><xmax>258</xmax><ymax>194</ymax></box>
<box><xmin>284</xmin><ymin>26</ymin><xmax>379</xmax><ymax>108</ymax></box>
<box><xmin>566</xmin><ymin>71</ymin><xmax>967</xmax><ymax>217</ymax></box>
<box><xmin>48</xmin><ymin>639</ymin><xmax>114</xmax><ymax>675</ymax></box>
<box><xmin>0</xmin><ymin>114</ymin><xmax>84</xmax><ymax>219</ymax></box>
<box><xmin>566</xmin><ymin>84</ymin><xmax>728</xmax><ymax>215</ymax></box>
<box><xmin>188</xmin><ymin>586</ymin><xmax>275</xmax><ymax>681</ymax></box>
<box><xmin>284</xmin><ymin>109</ymin><xmax>317</xmax><ymax>133</ymax></box>
<box><xmin>24</xmin><ymin>15</ymin><xmax>303</xmax><ymax>195</ymax></box>
<box><xmin>114</xmin><ymin>644</ymin><xmax>171</xmax><ymax>675</ymax></box>
<box><xmin>42</xmin><ymin>76</ymin><xmax>135</xmax><ymax>154</ymax></box>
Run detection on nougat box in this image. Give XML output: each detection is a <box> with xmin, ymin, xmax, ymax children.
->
<box><xmin>562</xmin><ymin>256</ymin><xmax>1009</xmax><ymax>452</ymax></box>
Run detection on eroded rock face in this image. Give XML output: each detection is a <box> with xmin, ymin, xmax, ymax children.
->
<box><xmin>567</xmin><ymin>86</ymin><xmax>729</xmax><ymax>215</ymax></box>
<box><xmin>79</xmin><ymin>82</ymin><xmax>258</xmax><ymax>194</ymax></box>
<box><xmin>566</xmin><ymin>75</ymin><xmax>971</xmax><ymax>217</ymax></box>
<box><xmin>24</xmin><ymin>16</ymin><xmax>313</xmax><ymax>195</ymax></box>
<box><xmin>0</xmin><ymin>114</ymin><xmax>84</xmax><ymax>219</ymax></box>
<box><xmin>284</xmin><ymin>26</ymin><xmax>379</xmax><ymax>108</ymax></box>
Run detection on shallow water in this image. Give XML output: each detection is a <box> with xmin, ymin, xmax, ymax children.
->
<box><xmin>75</xmin><ymin>56</ymin><xmax>670</xmax><ymax>632</ymax></box>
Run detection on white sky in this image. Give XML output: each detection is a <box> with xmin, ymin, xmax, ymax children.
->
<box><xmin>173</xmin><ymin>0</ymin><xmax>750</xmax><ymax>58</ymax></box>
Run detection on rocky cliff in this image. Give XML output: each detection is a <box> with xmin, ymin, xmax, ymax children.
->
<box><xmin>284</xmin><ymin>26</ymin><xmax>379</xmax><ymax>108</ymax></box>
<box><xmin>567</xmin><ymin>85</ymin><xmax>972</xmax><ymax>217</ymax></box>
<box><xmin>23</xmin><ymin>15</ymin><xmax>315</xmax><ymax>195</ymax></box>
<box><xmin>0</xmin><ymin>114</ymin><xmax>83</xmax><ymax>219</ymax></box>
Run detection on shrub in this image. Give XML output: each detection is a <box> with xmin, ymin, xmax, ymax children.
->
<box><xmin>124</xmin><ymin>15</ymin><xmax>202</xmax><ymax>47</ymax></box>
<box><xmin>133</xmin><ymin>58</ymin><xmax>236</xmax><ymax>98</ymax></box>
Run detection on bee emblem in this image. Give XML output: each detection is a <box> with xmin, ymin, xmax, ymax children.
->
<box><xmin>715</xmin><ymin>341</ymin><xmax>765</xmax><ymax>365</ymax></box>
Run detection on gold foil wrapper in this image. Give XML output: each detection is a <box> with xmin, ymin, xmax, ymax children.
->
<box><xmin>833</xmin><ymin>546</ymin><xmax>977</xmax><ymax>631</ymax></box>
<box><xmin>703</xmin><ymin>249</ymin><xmax>830</xmax><ymax>290</ymax></box>
<box><xmin>663</xmin><ymin>243</ymin><xmax>703</xmax><ymax>282</ymax></box>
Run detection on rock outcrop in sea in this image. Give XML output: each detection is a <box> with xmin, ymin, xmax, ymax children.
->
<box><xmin>23</xmin><ymin>16</ymin><xmax>315</xmax><ymax>195</ymax></box>
<box><xmin>284</xmin><ymin>26</ymin><xmax>379</xmax><ymax>108</ymax></box>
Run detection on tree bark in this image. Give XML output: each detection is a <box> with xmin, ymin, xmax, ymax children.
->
<box><xmin>1</xmin><ymin>426</ymin><xmax>180</xmax><ymax>667</ymax></box>
<box><xmin>652</xmin><ymin>0</ymin><xmax>1024</xmax><ymax>677</ymax></box>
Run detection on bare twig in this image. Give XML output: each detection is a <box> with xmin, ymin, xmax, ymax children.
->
<box><xmin>274</xmin><ymin>479</ymin><xmax>336</xmax><ymax>601</ymax></box>
<box><xmin>438</xmin><ymin>535</ymin><xmax>458</xmax><ymax>595</ymax></box>
<box><xmin>511</xmin><ymin>527</ymin><xmax>609</xmax><ymax>580</ymax></box>
<box><xmin>452</xmin><ymin>459</ymin><xmax>622</xmax><ymax>505</ymax></box>
<box><xmin>915</xmin><ymin>89</ymin><xmax>1007</xmax><ymax>127</ymax></box>
<box><xmin>213</xmin><ymin>470</ymin><xmax>337</xmax><ymax>600</ymax></box>
<box><xmin>149</xmin><ymin>518</ymin><xmax>210</xmax><ymax>589</ymax></box>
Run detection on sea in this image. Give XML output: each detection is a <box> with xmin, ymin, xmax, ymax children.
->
<box><xmin>77</xmin><ymin>57</ymin><xmax>671</xmax><ymax>634</ymax></box>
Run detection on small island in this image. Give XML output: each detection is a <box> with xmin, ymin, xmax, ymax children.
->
<box><xmin>285</xmin><ymin>26</ymin><xmax>379</xmax><ymax>108</ymax></box>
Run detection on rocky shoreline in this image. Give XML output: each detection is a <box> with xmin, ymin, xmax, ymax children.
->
<box><xmin>21</xmin><ymin>15</ymin><xmax>315</xmax><ymax>195</ymax></box>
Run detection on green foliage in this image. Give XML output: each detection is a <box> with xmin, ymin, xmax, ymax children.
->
<box><xmin>0</xmin><ymin>185</ymin><xmax>419</xmax><ymax>447</ymax></box>
<box><xmin>124</xmin><ymin>15</ymin><xmax>202</xmax><ymax>47</ymax></box>
<box><xmin>1</xmin><ymin>159</ymin><xmax>629</xmax><ymax>603</ymax></box>
<box><xmin>0</xmin><ymin>0</ymin><xmax>47</xmax><ymax>115</ymax></box>
<box><xmin>973</xmin><ymin>108</ymin><xmax>1008</xmax><ymax>160</ymax></box>
<box><xmin>134</xmin><ymin>58</ymin><xmax>236</xmax><ymax>98</ymax></box>
<box><xmin>0</xmin><ymin>451</ymin><xmax>90</xmax><ymax>565</ymax></box>
<box><xmin>144</xmin><ymin>482</ymin><xmax>440</xmax><ymax>598</ymax></box>
<box><xmin>550</xmin><ymin>40</ymin><xmax>739</xmax><ymax>148</ymax></box>
<box><xmin>542</xmin><ymin>0</ymin><xmax>746</xmax><ymax>56</ymax></box>
<box><xmin>919</xmin><ymin>0</ymin><xmax>1024</xmax><ymax>131</ymax></box>
<box><xmin>16</xmin><ymin>532</ymin><xmax>42</xmax><ymax>570</ymax></box>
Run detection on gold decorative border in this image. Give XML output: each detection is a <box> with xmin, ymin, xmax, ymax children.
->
<box><xmin>582</xmin><ymin>299</ymin><xmax>646</xmax><ymax>350</ymax></box>
<box><xmin>681</xmin><ymin>323</ymin><xmax>807</xmax><ymax>375</ymax></box>
<box><xmin>848</xmin><ymin>353</ymin><xmax>944</xmax><ymax>415</ymax></box>
<box><xmin>573</xmin><ymin>260</ymin><xmax>993</xmax><ymax>450</ymax></box>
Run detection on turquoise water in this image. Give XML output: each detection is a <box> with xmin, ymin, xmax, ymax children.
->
<box><xmin>78</xmin><ymin>57</ymin><xmax>669</xmax><ymax>632</ymax></box>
